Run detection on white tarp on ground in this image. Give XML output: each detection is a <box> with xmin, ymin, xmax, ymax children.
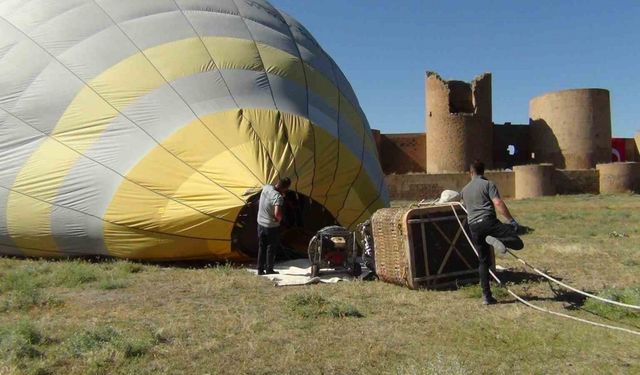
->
<box><xmin>247</xmin><ymin>259</ymin><xmax>372</xmax><ymax>286</ymax></box>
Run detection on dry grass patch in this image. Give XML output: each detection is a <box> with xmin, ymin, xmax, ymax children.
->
<box><xmin>0</xmin><ymin>194</ymin><xmax>639</xmax><ymax>374</ymax></box>
<box><xmin>284</xmin><ymin>292</ymin><xmax>364</xmax><ymax>319</ymax></box>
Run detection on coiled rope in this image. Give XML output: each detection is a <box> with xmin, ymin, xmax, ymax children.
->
<box><xmin>445</xmin><ymin>201</ymin><xmax>640</xmax><ymax>336</ymax></box>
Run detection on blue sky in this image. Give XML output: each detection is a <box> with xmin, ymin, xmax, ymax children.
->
<box><xmin>270</xmin><ymin>0</ymin><xmax>640</xmax><ymax>137</ymax></box>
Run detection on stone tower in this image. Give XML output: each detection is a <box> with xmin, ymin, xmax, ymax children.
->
<box><xmin>426</xmin><ymin>72</ymin><xmax>493</xmax><ymax>173</ymax></box>
<box><xmin>529</xmin><ymin>88</ymin><xmax>612</xmax><ymax>169</ymax></box>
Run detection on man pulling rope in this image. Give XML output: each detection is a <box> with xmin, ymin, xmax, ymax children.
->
<box><xmin>460</xmin><ymin>160</ymin><xmax>524</xmax><ymax>305</ymax></box>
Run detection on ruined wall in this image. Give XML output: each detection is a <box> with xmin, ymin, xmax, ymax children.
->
<box><xmin>378</xmin><ymin>133</ymin><xmax>427</xmax><ymax>174</ymax></box>
<box><xmin>530</xmin><ymin>88</ymin><xmax>612</xmax><ymax>169</ymax></box>
<box><xmin>596</xmin><ymin>162</ymin><xmax>640</xmax><ymax>193</ymax></box>
<box><xmin>426</xmin><ymin>72</ymin><xmax>493</xmax><ymax>173</ymax></box>
<box><xmin>554</xmin><ymin>169</ymin><xmax>600</xmax><ymax>195</ymax></box>
<box><xmin>492</xmin><ymin>123</ymin><xmax>531</xmax><ymax>169</ymax></box>
<box><xmin>385</xmin><ymin>171</ymin><xmax>514</xmax><ymax>201</ymax></box>
<box><xmin>385</xmin><ymin>168</ymin><xmax>608</xmax><ymax>201</ymax></box>
<box><xmin>513</xmin><ymin>164</ymin><xmax>556</xmax><ymax>199</ymax></box>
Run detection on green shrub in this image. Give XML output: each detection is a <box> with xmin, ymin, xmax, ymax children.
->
<box><xmin>285</xmin><ymin>293</ymin><xmax>363</xmax><ymax>319</ymax></box>
<box><xmin>285</xmin><ymin>293</ymin><xmax>329</xmax><ymax>319</ymax></box>
<box><xmin>66</xmin><ymin>326</ymin><xmax>119</xmax><ymax>357</ymax></box>
<box><xmin>0</xmin><ymin>270</ymin><xmax>62</xmax><ymax>311</ymax></box>
<box><xmin>115</xmin><ymin>261</ymin><xmax>144</xmax><ymax>274</ymax></box>
<box><xmin>120</xmin><ymin>338</ymin><xmax>154</xmax><ymax>358</ymax></box>
<box><xmin>1</xmin><ymin>268</ymin><xmax>42</xmax><ymax>293</ymax></box>
<box><xmin>583</xmin><ymin>286</ymin><xmax>640</xmax><ymax>321</ymax></box>
<box><xmin>65</xmin><ymin>325</ymin><xmax>159</xmax><ymax>360</ymax></box>
<box><xmin>53</xmin><ymin>261</ymin><xmax>98</xmax><ymax>287</ymax></box>
<box><xmin>328</xmin><ymin>304</ymin><xmax>364</xmax><ymax>318</ymax></box>
<box><xmin>0</xmin><ymin>320</ymin><xmax>44</xmax><ymax>361</ymax></box>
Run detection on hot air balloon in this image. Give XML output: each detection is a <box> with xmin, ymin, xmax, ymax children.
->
<box><xmin>0</xmin><ymin>0</ymin><xmax>388</xmax><ymax>261</ymax></box>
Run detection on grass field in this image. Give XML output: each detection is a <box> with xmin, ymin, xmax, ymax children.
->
<box><xmin>1</xmin><ymin>194</ymin><xmax>639</xmax><ymax>375</ymax></box>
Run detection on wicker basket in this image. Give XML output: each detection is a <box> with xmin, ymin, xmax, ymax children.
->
<box><xmin>372</xmin><ymin>204</ymin><xmax>488</xmax><ymax>289</ymax></box>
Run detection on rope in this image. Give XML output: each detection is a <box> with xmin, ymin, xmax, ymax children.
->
<box><xmin>448</xmin><ymin>202</ymin><xmax>640</xmax><ymax>310</ymax></box>
<box><xmin>504</xmin><ymin>289</ymin><xmax>640</xmax><ymax>336</ymax></box>
<box><xmin>445</xmin><ymin>202</ymin><xmax>640</xmax><ymax>336</ymax></box>
<box><xmin>506</xmin><ymin>250</ymin><xmax>640</xmax><ymax>310</ymax></box>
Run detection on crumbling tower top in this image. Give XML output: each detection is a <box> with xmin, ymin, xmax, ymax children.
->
<box><xmin>425</xmin><ymin>71</ymin><xmax>493</xmax><ymax>173</ymax></box>
<box><xmin>426</xmin><ymin>71</ymin><xmax>492</xmax><ymax>120</ymax></box>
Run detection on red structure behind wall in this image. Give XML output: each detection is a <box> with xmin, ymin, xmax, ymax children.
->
<box><xmin>612</xmin><ymin>138</ymin><xmax>626</xmax><ymax>161</ymax></box>
<box><xmin>611</xmin><ymin>138</ymin><xmax>639</xmax><ymax>162</ymax></box>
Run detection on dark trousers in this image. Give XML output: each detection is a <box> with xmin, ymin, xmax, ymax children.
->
<box><xmin>257</xmin><ymin>225</ymin><xmax>280</xmax><ymax>272</ymax></box>
<box><xmin>469</xmin><ymin>217</ymin><xmax>524</xmax><ymax>297</ymax></box>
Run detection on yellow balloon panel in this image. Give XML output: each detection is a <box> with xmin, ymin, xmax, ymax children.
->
<box><xmin>279</xmin><ymin>112</ymin><xmax>316</xmax><ymax>196</ymax></box>
<box><xmin>103</xmin><ymin>222</ymin><xmax>241</xmax><ymax>261</ymax></box>
<box><xmin>103</xmin><ymin>109</ymin><xmax>380</xmax><ymax>259</ymax></box>
<box><xmin>337</xmin><ymin>172</ymin><xmax>384</xmax><ymax>229</ymax></box>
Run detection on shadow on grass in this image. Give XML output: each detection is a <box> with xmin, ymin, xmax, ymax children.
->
<box><xmin>497</xmin><ymin>269</ymin><xmax>546</xmax><ymax>284</ymax></box>
<box><xmin>514</xmin><ymin>288</ymin><xmax>588</xmax><ymax>306</ymax></box>
<box><xmin>430</xmin><ymin>269</ymin><xmax>545</xmax><ymax>294</ymax></box>
<box><xmin>517</xmin><ymin>225</ymin><xmax>536</xmax><ymax>235</ymax></box>
<box><xmin>545</xmin><ymin>282</ymin><xmax>588</xmax><ymax>307</ymax></box>
<box><xmin>550</xmin><ymin>283</ymin><xmax>640</xmax><ymax>328</ymax></box>
<box><xmin>493</xmin><ymin>280</ymin><xmax>640</xmax><ymax>329</ymax></box>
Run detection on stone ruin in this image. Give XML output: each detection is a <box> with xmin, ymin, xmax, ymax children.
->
<box><xmin>373</xmin><ymin>71</ymin><xmax>640</xmax><ymax>199</ymax></box>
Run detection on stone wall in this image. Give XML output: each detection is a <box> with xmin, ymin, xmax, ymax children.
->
<box><xmin>596</xmin><ymin>162</ymin><xmax>640</xmax><ymax>193</ymax></box>
<box><xmin>385</xmin><ymin>171</ymin><xmax>514</xmax><ymax>201</ymax></box>
<box><xmin>554</xmin><ymin>169</ymin><xmax>600</xmax><ymax>195</ymax></box>
<box><xmin>385</xmin><ymin>168</ymin><xmax>608</xmax><ymax>201</ymax></box>
<box><xmin>378</xmin><ymin>133</ymin><xmax>426</xmax><ymax>174</ymax></box>
<box><xmin>372</xmin><ymin>127</ymin><xmax>635</xmax><ymax>176</ymax></box>
<box><xmin>514</xmin><ymin>164</ymin><xmax>555</xmax><ymax>199</ymax></box>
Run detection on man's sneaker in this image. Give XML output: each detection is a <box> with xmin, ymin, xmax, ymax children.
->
<box><xmin>257</xmin><ymin>270</ymin><xmax>266</xmax><ymax>276</ymax></box>
<box><xmin>482</xmin><ymin>295</ymin><xmax>498</xmax><ymax>305</ymax></box>
<box><xmin>485</xmin><ymin>236</ymin><xmax>507</xmax><ymax>255</ymax></box>
<box><xmin>265</xmin><ymin>270</ymin><xmax>279</xmax><ymax>275</ymax></box>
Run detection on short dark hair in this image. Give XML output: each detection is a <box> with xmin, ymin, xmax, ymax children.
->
<box><xmin>276</xmin><ymin>177</ymin><xmax>291</xmax><ymax>190</ymax></box>
<box><xmin>470</xmin><ymin>160</ymin><xmax>485</xmax><ymax>175</ymax></box>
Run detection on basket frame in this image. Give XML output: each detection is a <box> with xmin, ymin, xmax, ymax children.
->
<box><xmin>373</xmin><ymin>205</ymin><xmax>494</xmax><ymax>289</ymax></box>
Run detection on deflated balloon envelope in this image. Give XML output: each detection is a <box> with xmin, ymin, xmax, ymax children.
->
<box><xmin>0</xmin><ymin>0</ymin><xmax>388</xmax><ymax>261</ymax></box>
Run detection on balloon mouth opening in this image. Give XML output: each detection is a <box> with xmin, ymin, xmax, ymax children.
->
<box><xmin>230</xmin><ymin>190</ymin><xmax>337</xmax><ymax>259</ymax></box>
